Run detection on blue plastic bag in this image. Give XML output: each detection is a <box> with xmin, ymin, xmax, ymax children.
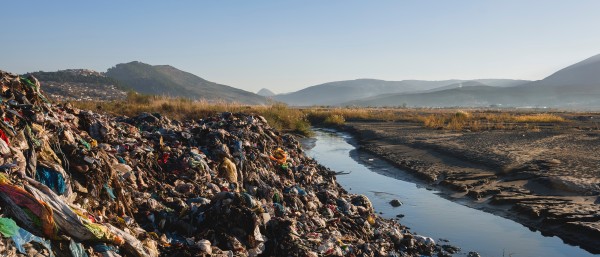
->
<box><xmin>35</xmin><ymin>166</ymin><xmax>66</xmax><ymax>195</ymax></box>
<box><xmin>69</xmin><ymin>239</ymin><xmax>89</xmax><ymax>257</ymax></box>
<box><xmin>11</xmin><ymin>228</ymin><xmax>53</xmax><ymax>256</ymax></box>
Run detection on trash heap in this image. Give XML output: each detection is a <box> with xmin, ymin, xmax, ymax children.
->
<box><xmin>0</xmin><ymin>70</ymin><xmax>444</xmax><ymax>257</ymax></box>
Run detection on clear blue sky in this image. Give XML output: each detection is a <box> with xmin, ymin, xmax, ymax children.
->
<box><xmin>2</xmin><ymin>1</ymin><xmax>600</xmax><ymax>93</ymax></box>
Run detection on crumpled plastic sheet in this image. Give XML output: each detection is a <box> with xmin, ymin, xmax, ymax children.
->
<box><xmin>69</xmin><ymin>239</ymin><xmax>89</xmax><ymax>257</ymax></box>
<box><xmin>25</xmin><ymin>182</ymin><xmax>122</xmax><ymax>244</ymax></box>
<box><xmin>11</xmin><ymin>228</ymin><xmax>53</xmax><ymax>256</ymax></box>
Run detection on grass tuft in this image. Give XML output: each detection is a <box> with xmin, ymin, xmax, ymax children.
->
<box><xmin>512</xmin><ymin>114</ymin><xmax>565</xmax><ymax>123</ymax></box>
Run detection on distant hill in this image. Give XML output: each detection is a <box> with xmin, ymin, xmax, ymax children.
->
<box><xmin>25</xmin><ymin>69</ymin><xmax>127</xmax><ymax>101</ymax></box>
<box><xmin>344</xmin><ymin>54</ymin><xmax>600</xmax><ymax>108</ymax></box>
<box><xmin>519</xmin><ymin>53</ymin><xmax>600</xmax><ymax>104</ymax></box>
<box><xmin>273</xmin><ymin>79</ymin><xmax>466</xmax><ymax>106</ymax></box>
<box><xmin>344</xmin><ymin>84</ymin><xmax>502</xmax><ymax>107</ymax></box>
<box><xmin>257</xmin><ymin>88</ymin><xmax>276</xmax><ymax>97</ymax></box>
<box><xmin>105</xmin><ymin>61</ymin><xmax>267</xmax><ymax>104</ymax></box>
<box><xmin>421</xmin><ymin>79</ymin><xmax>530</xmax><ymax>93</ymax></box>
<box><xmin>533</xmin><ymin>53</ymin><xmax>600</xmax><ymax>89</ymax></box>
<box><xmin>512</xmin><ymin>53</ymin><xmax>600</xmax><ymax>107</ymax></box>
<box><xmin>274</xmin><ymin>79</ymin><xmax>529</xmax><ymax>106</ymax></box>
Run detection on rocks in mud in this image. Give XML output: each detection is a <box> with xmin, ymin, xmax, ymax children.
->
<box><xmin>467</xmin><ymin>251</ymin><xmax>482</xmax><ymax>257</ymax></box>
<box><xmin>0</xmin><ymin>70</ymin><xmax>445</xmax><ymax>256</ymax></box>
<box><xmin>441</xmin><ymin>244</ymin><xmax>461</xmax><ymax>254</ymax></box>
<box><xmin>390</xmin><ymin>199</ymin><xmax>402</xmax><ymax>207</ymax></box>
<box><xmin>414</xmin><ymin>235</ymin><xmax>435</xmax><ymax>245</ymax></box>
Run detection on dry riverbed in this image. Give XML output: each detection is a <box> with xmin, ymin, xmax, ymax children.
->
<box><xmin>342</xmin><ymin>120</ymin><xmax>600</xmax><ymax>254</ymax></box>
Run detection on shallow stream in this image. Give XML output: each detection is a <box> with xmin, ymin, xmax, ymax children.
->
<box><xmin>304</xmin><ymin>128</ymin><xmax>596</xmax><ymax>257</ymax></box>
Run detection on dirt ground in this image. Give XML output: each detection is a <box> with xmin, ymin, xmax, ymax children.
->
<box><xmin>343</xmin><ymin>118</ymin><xmax>600</xmax><ymax>253</ymax></box>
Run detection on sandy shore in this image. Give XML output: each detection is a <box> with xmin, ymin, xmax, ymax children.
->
<box><xmin>341</xmin><ymin>121</ymin><xmax>600</xmax><ymax>254</ymax></box>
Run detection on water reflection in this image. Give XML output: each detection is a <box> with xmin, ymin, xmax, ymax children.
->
<box><xmin>305</xmin><ymin>129</ymin><xmax>596</xmax><ymax>257</ymax></box>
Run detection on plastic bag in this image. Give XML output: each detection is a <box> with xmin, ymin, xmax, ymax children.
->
<box><xmin>69</xmin><ymin>239</ymin><xmax>89</xmax><ymax>257</ymax></box>
<box><xmin>11</xmin><ymin>228</ymin><xmax>53</xmax><ymax>256</ymax></box>
<box><xmin>35</xmin><ymin>167</ymin><xmax>66</xmax><ymax>195</ymax></box>
<box><xmin>0</xmin><ymin>218</ymin><xmax>19</xmax><ymax>237</ymax></box>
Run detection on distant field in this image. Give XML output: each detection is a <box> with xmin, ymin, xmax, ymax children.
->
<box><xmin>304</xmin><ymin>107</ymin><xmax>600</xmax><ymax>132</ymax></box>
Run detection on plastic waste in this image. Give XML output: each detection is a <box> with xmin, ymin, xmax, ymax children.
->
<box><xmin>35</xmin><ymin>166</ymin><xmax>66</xmax><ymax>195</ymax></box>
<box><xmin>11</xmin><ymin>228</ymin><xmax>53</xmax><ymax>256</ymax></box>
<box><xmin>69</xmin><ymin>239</ymin><xmax>89</xmax><ymax>257</ymax></box>
<box><xmin>0</xmin><ymin>218</ymin><xmax>18</xmax><ymax>237</ymax></box>
<box><xmin>219</xmin><ymin>157</ymin><xmax>238</xmax><ymax>184</ymax></box>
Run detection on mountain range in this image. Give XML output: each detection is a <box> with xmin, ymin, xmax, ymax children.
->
<box><xmin>343</xmin><ymin>53</ymin><xmax>600</xmax><ymax>108</ymax></box>
<box><xmin>22</xmin><ymin>53</ymin><xmax>600</xmax><ymax>108</ymax></box>
<box><xmin>273</xmin><ymin>79</ymin><xmax>531</xmax><ymax>106</ymax></box>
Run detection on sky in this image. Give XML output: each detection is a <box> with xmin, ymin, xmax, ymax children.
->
<box><xmin>2</xmin><ymin>1</ymin><xmax>600</xmax><ymax>93</ymax></box>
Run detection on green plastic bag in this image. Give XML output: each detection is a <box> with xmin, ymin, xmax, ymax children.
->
<box><xmin>0</xmin><ymin>217</ymin><xmax>19</xmax><ymax>237</ymax></box>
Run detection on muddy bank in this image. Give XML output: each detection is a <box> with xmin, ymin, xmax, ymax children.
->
<box><xmin>341</xmin><ymin>121</ymin><xmax>600</xmax><ymax>254</ymax></box>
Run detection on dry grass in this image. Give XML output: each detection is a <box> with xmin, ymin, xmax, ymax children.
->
<box><xmin>394</xmin><ymin>110</ymin><xmax>567</xmax><ymax>131</ymax></box>
<box><xmin>323</xmin><ymin>114</ymin><xmax>346</xmax><ymax>126</ymax></box>
<box><xmin>304</xmin><ymin>107</ymin><xmax>418</xmax><ymax>126</ymax></box>
<box><xmin>70</xmin><ymin>94</ymin><xmax>571</xmax><ymax>134</ymax></box>
<box><xmin>304</xmin><ymin>108</ymin><xmax>568</xmax><ymax>131</ymax></box>
<box><xmin>512</xmin><ymin>114</ymin><xmax>566</xmax><ymax>123</ymax></box>
<box><xmin>71</xmin><ymin>93</ymin><xmax>313</xmax><ymax>136</ymax></box>
<box><xmin>421</xmin><ymin>115</ymin><xmax>445</xmax><ymax>129</ymax></box>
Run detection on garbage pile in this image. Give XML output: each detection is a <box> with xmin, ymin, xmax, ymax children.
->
<box><xmin>0</xmin><ymin>70</ymin><xmax>445</xmax><ymax>256</ymax></box>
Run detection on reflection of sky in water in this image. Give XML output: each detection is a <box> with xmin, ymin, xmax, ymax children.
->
<box><xmin>306</xmin><ymin>129</ymin><xmax>596</xmax><ymax>257</ymax></box>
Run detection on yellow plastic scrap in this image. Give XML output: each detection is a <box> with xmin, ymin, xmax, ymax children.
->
<box><xmin>219</xmin><ymin>157</ymin><xmax>238</xmax><ymax>184</ymax></box>
<box><xmin>269</xmin><ymin>148</ymin><xmax>287</xmax><ymax>164</ymax></box>
<box><xmin>0</xmin><ymin>173</ymin><xmax>8</xmax><ymax>184</ymax></box>
<box><xmin>39</xmin><ymin>140</ymin><xmax>62</xmax><ymax>165</ymax></box>
<box><xmin>84</xmin><ymin>222</ymin><xmax>124</xmax><ymax>245</ymax></box>
<box><xmin>367</xmin><ymin>214</ymin><xmax>376</xmax><ymax>225</ymax></box>
<box><xmin>30</xmin><ymin>123</ymin><xmax>45</xmax><ymax>135</ymax></box>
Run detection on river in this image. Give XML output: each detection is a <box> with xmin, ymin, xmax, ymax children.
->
<box><xmin>303</xmin><ymin>128</ymin><xmax>596</xmax><ymax>257</ymax></box>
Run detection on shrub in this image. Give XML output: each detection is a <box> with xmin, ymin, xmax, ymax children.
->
<box><xmin>323</xmin><ymin>114</ymin><xmax>345</xmax><ymax>126</ymax></box>
<box><xmin>422</xmin><ymin>114</ymin><xmax>445</xmax><ymax>128</ymax></box>
<box><xmin>454</xmin><ymin>110</ymin><xmax>471</xmax><ymax>120</ymax></box>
